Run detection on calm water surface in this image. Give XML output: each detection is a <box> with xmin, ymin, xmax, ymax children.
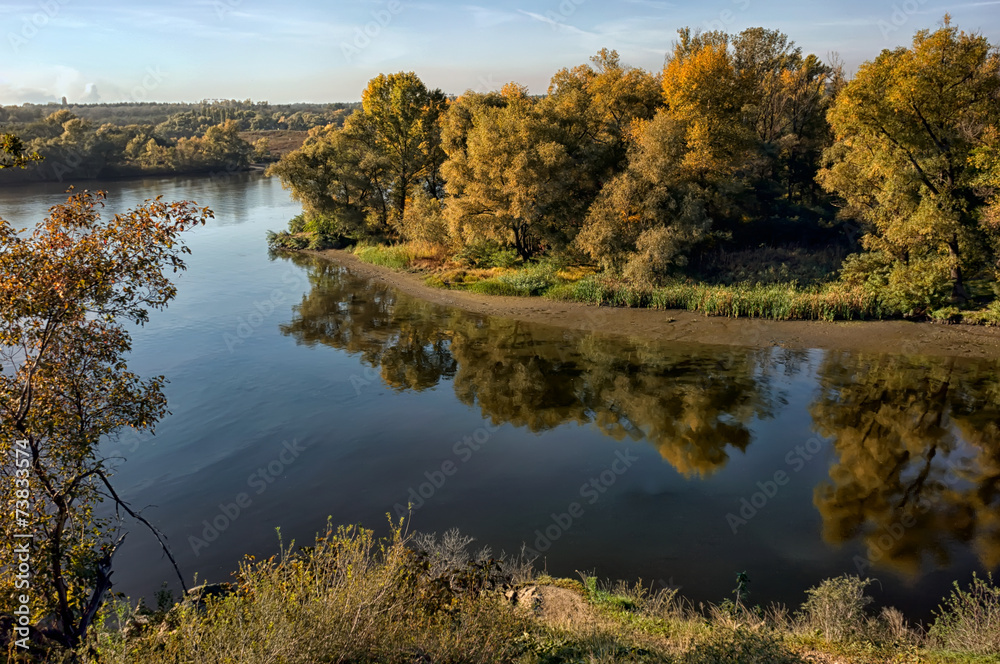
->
<box><xmin>2</xmin><ymin>174</ymin><xmax>998</xmax><ymax>621</ymax></box>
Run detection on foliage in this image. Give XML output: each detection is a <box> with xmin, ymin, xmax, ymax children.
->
<box><xmin>0</xmin><ymin>191</ymin><xmax>211</xmax><ymax>647</ymax></box>
<box><xmin>84</xmin><ymin>522</ymin><xmax>534</xmax><ymax>664</ymax></box>
<box><xmin>0</xmin><ymin>132</ymin><xmax>41</xmax><ymax>169</ymax></box>
<box><xmin>443</xmin><ymin>85</ymin><xmax>580</xmax><ymax>260</ymax></box>
<box><xmin>929</xmin><ymin>574</ymin><xmax>1000</xmax><ymax>655</ymax></box>
<box><xmin>797</xmin><ymin>575</ymin><xmax>874</xmax><ymax>642</ymax></box>
<box><xmin>397</xmin><ymin>189</ymin><xmax>451</xmax><ymax>246</ymax></box>
<box><xmin>819</xmin><ymin>17</ymin><xmax>1000</xmax><ymax>307</ymax></box>
<box><xmin>0</xmin><ymin>110</ymin><xmax>255</xmax><ymax>183</ymax></box>
<box><xmin>454</xmin><ymin>241</ymin><xmax>521</xmax><ymax>269</ymax></box>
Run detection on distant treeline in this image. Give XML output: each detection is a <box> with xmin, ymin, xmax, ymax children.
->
<box><xmin>0</xmin><ymin>99</ymin><xmax>358</xmax><ymax>183</ymax></box>
<box><xmin>268</xmin><ymin>20</ymin><xmax>1000</xmax><ymax>317</ymax></box>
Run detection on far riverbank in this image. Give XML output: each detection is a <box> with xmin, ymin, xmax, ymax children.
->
<box><xmin>305</xmin><ymin>248</ymin><xmax>1000</xmax><ymax>360</ymax></box>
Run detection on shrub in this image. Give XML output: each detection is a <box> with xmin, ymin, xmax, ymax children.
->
<box><xmin>929</xmin><ymin>573</ymin><xmax>1000</xmax><ymax>655</ymax></box>
<box><xmin>84</xmin><ymin>523</ymin><xmax>534</xmax><ymax>664</ymax></box>
<box><xmin>266</xmin><ymin>230</ymin><xmax>308</xmax><ymax>251</ymax></box>
<box><xmin>797</xmin><ymin>575</ymin><xmax>873</xmax><ymax>642</ymax></box>
<box><xmin>288</xmin><ymin>213</ymin><xmax>307</xmax><ymax>234</ymax></box>
<box><xmin>455</xmin><ymin>241</ymin><xmax>521</xmax><ymax>269</ymax></box>
<box><xmin>965</xmin><ymin>300</ymin><xmax>1000</xmax><ymax>326</ymax></box>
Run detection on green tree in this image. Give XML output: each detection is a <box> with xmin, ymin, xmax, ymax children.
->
<box><xmin>819</xmin><ymin>18</ymin><xmax>1000</xmax><ymax>307</ymax></box>
<box><xmin>0</xmin><ymin>191</ymin><xmax>211</xmax><ymax>647</ymax></box>
<box><xmin>359</xmin><ymin>72</ymin><xmax>436</xmax><ymax>225</ymax></box>
<box><xmin>267</xmin><ymin>125</ymin><xmax>377</xmax><ymax>238</ymax></box>
<box><xmin>443</xmin><ymin>85</ymin><xmax>577</xmax><ymax>260</ymax></box>
<box><xmin>0</xmin><ymin>133</ymin><xmax>40</xmax><ymax>169</ymax></box>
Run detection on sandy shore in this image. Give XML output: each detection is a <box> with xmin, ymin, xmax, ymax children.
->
<box><xmin>306</xmin><ymin>249</ymin><xmax>1000</xmax><ymax>360</ymax></box>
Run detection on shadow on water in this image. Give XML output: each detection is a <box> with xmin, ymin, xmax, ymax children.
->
<box><xmin>280</xmin><ymin>252</ymin><xmax>1000</xmax><ymax>589</ymax></box>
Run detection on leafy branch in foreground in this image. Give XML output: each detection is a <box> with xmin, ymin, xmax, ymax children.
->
<box><xmin>0</xmin><ymin>190</ymin><xmax>212</xmax><ymax>649</ymax></box>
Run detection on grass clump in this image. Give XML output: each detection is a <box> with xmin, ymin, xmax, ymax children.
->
<box><xmin>467</xmin><ymin>262</ymin><xmax>560</xmax><ymax>297</ymax></box>
<box><xmin>353</xmin><ymin>243</ymin><xmax>414</xmax><ymax>270</ymax></box>
<box><xmin>797</xmin><ymin>575</ymin><xmax>874</xmax><ymax>643</ymax></box>
<box><xmin>683</xmin><ymin>627</ymin><xmax>804</xmax><ymax>664</ymax></box>
<box><xmin>929</xmin><ymin>573</ymin><xmax>1000</xmax><ymax>655</ymax></box>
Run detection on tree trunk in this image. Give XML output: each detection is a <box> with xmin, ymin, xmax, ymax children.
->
<box><xmin>512</xmin><ymin>225</ymin><xmax>531</xmax><ymax>261</ymax></box>
<box><xmin>947</xmin><ymin>236</ymin><xmax>968</xmax><ymax>304</ymax></box>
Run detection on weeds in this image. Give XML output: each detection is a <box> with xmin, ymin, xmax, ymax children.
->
<box><xmin>797</xmin><ymin>575</ymin><xmax>873</xmax><ymax>643</ymax></box>
<box><xmin>929</xmin><ymin>573</ymin><xmax>1000</xmax><ymax>655</ymax></box>
<box><xmin>73</xmin><ymin>527</ymin><xmax>1000</xmax><ymax>663</ymax></box>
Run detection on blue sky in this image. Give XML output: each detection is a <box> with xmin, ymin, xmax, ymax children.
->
<box><xmin>1</xmin><ymin>0</ymin><xmax>998</xmax><ymax>104</ymax></box>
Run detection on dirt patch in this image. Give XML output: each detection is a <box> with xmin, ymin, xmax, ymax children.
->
<box><xmin>304</xmin><ymin>249</ymin><xmax>1000</xmax><ymax>360</ymax></box>
<box><xmin>507</xmin><ymin>585</ymin><xmax>595</xmax><ymax>627</ymax></box>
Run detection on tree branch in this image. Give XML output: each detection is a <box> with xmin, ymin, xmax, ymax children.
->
<box><xmin>96</xmin><ymin>471</ymin><xmax>188</xmax><ymax>594</ymax></box>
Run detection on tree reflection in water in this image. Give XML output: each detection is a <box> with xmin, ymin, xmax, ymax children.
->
<box><xmin>811</xmin><ymin>352</ymin><xmax>1000</xmax><ymax>576</ymax></box>
<box><xmin>280</xmin><ymin>254</ymin><xmax>1000</xmax><ymax>578</ymax></box>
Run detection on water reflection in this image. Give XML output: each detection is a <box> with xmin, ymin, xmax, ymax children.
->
<box><xmin>811</xmin><ymin>353</ymin><xmax>1000</xmax><ymax>575</ymax></box>
<box><xmin>280</xmin><ymin>254</ymin><xmax>783</xmax><ymax>479</ymax></box>
<box><xmin>280</xmin><ymin>254</ymin><xmax>1000</xmax><ymax>582</ymax></box>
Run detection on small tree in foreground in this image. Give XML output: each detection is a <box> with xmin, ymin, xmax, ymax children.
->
<box><xmin>0</xmin><ymin>190</ymin><xmax>212</xmax><ymax>649</ymax></box>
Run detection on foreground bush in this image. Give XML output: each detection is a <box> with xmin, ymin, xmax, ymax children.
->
<box><xmin>84</xmin><ymin>523</ymin><xmax>533</xmax><ymax>664</ymax></box>
<box><xmin>64</xmin><ymin>533</ymin><xmax>1000</xmax><ymax>663</ymax></box>
<box><xmin>929</xmin><ymin>573</ymin><xmax>1000</xmax><ymax>655</ymax></box>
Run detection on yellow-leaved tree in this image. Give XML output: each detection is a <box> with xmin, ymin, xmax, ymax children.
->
<box><xmin>0</xmin><ymin>191</ymin><xmax>211</xmax><ymax>649</ymax></box>
<box><xmin>819</xmin><ymin>17</ymin><xmax>1000</xmax><ymax>311</ymax></box>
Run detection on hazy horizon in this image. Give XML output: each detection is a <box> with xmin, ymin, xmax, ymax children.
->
<box><xmin>3</xmin><ymin>0</ymin><xmax>999</xmax><ymax>105</ymax></box>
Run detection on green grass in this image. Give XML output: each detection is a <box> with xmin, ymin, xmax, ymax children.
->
<box><xmin>353</xmin><ymin>243</ymin><xmax>414</xmax><ymax>270</ymax></box>
<box><xmin>545</xmin><ymin>276</ymin><xmax>896</xmax><ymax>321</ymax></box>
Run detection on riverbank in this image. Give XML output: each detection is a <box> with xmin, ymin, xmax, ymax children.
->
<box><xmin>305</xmin><ymin>248</ymin><xmax>1000</xmax><ymax>360</ymax></box>
<box><xmin>62</xmin><ymin>524</ymin><xmax>1000</xmax><ymax>664</ymax></box>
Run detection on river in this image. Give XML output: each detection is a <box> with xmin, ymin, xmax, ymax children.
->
<box><xmin>2</xmin><ymin>172</ymin><xmax>998</xmax><ymax>620</ymax></box>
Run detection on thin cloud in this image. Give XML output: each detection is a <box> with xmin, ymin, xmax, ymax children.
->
<box><xmin>517</xmin><ymin>10</ymin><xmax>601</xmax><ymax>38</ymax></box>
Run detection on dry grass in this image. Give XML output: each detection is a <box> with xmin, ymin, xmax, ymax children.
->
<box><xmin>64</xmin><ymin>539</ymin><xmax>1000</xmax><ymax>664</ymax></box>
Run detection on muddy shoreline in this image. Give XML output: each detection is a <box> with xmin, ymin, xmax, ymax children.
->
<box><xmin>305</xmin><ymin>248</ymin><xmax>1000</xmax><ymax>360</ymax></box>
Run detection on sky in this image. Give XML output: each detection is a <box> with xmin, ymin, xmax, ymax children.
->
<box><xmin>1</xmin><ymin>0</ymin><xmax>998</xmax><ymax>105</ymax></box>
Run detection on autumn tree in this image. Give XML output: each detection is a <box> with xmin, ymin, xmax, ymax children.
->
<box><xmin>359</xmin><ymin>72</ymin><xmax>442</xmax><ymax>225</ymax></box>
<box><xmin>267</xmin><ymin>124</ymin><xmax>380</xmax><ymax>238</ymax></box>
<box><xmin>819</xmin><ymin>18</ymin><xmax>1000</xmax><ymax>308</ymax></box>
<box><xmin>0</xmin><ymin>191</ymin><xmax>210</xmax><ymax>647</ymax></box>
<box><xmin>544</xmin><ymin>49</ymin><xmax>662</xmax><ymax>185</ymax></box>
<box><xmin>443</xmin><ymin>85</ymin><xmax>579</xmax><ymax>259</ymax></box>
<box><xmin>577</xmin><ymin>33</ymin><xmax>749</xmax><ymax>280</ymax></box>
